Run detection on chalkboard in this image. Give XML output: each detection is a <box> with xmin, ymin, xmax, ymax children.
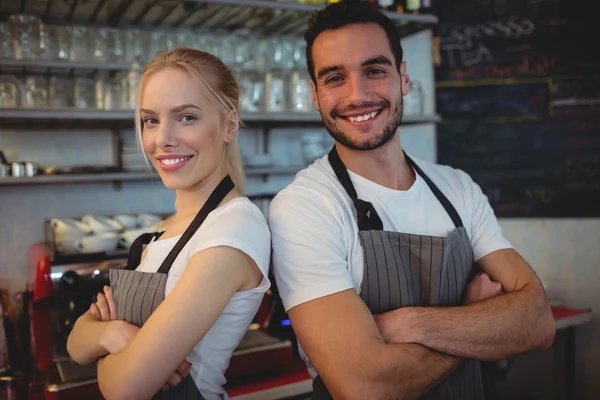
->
<box><xmin>437</xmin><ymin>119</ymin><xmax>599</xmax><ymax>217</ymax></box>
<box><xmin>435</xmin><ymin>0</ymin><xmax>599</xmax><ymax>81</ymax></box>
<box><xmin>436</xmin><ymin>83</ymin><xmax>549</xmax><ymax>118</ymax></box>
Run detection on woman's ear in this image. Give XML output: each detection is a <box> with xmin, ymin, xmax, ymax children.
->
<box><xmin>223</xmin><ymin>114</ymin><xmax>237</xmax><ymax>143</ymax></box>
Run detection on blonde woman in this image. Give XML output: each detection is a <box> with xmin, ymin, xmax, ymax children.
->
<box><xmin>67</xmin><ymin>48</ymin><xmax>271</xmax><ymax>400</ymax></box>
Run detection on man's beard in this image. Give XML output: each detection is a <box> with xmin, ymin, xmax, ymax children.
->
<box><xmin>319</xmin><ymin>94</ymin><xmax>403</xmax><ymax>151</ymax></box>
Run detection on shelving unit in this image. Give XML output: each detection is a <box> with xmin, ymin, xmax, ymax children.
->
<box><xmin>0</xmin><ymin>108</ymin><xmax>440</xmax><ymax>124</ymax></box>
<box><xmin>0</xmin><ymin>166</ymin><xmax>305</xmax><ymax>187</ymax></box>
<box><xmin>0</xmin><ymin>0</ymin><xmax>437</xmax><ymax>37</ymax></box>
<box><xmin>0</xmin><ymin>59</ymin><xmax>131</xmax><ymax>73</ymax></box>
<box><xmin>0</xmin><ymin>0</ymin><xmax>440</xmax><ymax>193</ymax></box>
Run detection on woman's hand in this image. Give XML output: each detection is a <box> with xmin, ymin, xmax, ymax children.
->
<box><xmin>93</xmin><ymin>285</ymin><xmax>193</xmax><ymax>391</ymax></box>
<box><xmin>90</xmin><ymin>286</ymin><xmax>117</xmax><ymax>322</ymax></box>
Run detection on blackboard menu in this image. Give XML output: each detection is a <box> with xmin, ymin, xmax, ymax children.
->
<box><xmin>435</xmin><ymin>0</ymin><xmax>599</xmax><ymax>81</ymax></box>
<box><xmin>436</xmin><ymin>83</ymin><xmax>549</xmax><ymax>118</ymax></box>
<box><xmin>437</xmin><ymin>119</ymin><xmax>599</xmax><ymax>217</ymax></box>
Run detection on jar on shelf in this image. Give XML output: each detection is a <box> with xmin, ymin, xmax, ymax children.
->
<box><xmin>265</xmin><ymin>68</ymin><xmax>287</xmax><ymax>113</ymax></box>
<box><xmin>0</xmin><ymin>22</ymin><xmax>13</xmax><ymax>59</ymax></box>
<box><xmin>73</xmin><ymin>77</ymin><xmax>96</xmax><ymax>109</ymax></box>
<box><xmin>0</xmin><ymin>75</ymin><xmax>19</xmax><ymax>108</ymax></box>
<box><xmin>21</xmin><ymin>76</ymin><xmax>47</xmax><ymax>108</ymax></box>
<box><xmin>289</xmin><ymin>68</ymin><xmax>312</xmax><ymax>113</ymax></box>
<box><xmin>69</xmin><ymin>26</ymin><xmax>92</xmax><ymax>62</ymax></box>
<box><xmin>48</xmin><ymin>76</ymin><xmax>73</xmax><ymax>108</ymax></box>
<box><xmin>404</xmin><ymin>80</ymin><xmax>424</xmax><ymax>116</ymax></box>
<box><xmin>11</xmin><ymin>14</ymin><xmax>41</xmax><ymax>60</ymax></box>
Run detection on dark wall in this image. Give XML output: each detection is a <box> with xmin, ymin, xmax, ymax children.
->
<box><xmin>434</xmin><ymin>0</ymin><xmax>600</xmax><ymax>218</ymax></box>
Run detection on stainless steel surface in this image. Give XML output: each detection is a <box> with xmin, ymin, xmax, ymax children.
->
<box><xmin>0</xmin><ymin>108</ymin><xmax>441</xmax><ymax>124</ymax></box>
<box><xmin>0</xmin><ymin>59</ymin><xmax>130</xmax><ymax>72</ymax></box>
<box><xmin>10</xmin><ymin>162</ymin><xmax>25</xmax><ymax>177</ymax></box>
<box><xmin>0</xmin><ymin>172</ymin><xmax>157</xmax><ymax>186</ymax></box>
<box><xmin>45</xmin><ymin>378</ymin><xmax>98</xmax><ymax>392</ymax></box>
<box><xmin>49</xmin><ymin>259</ymin><xmax>125</xmax><ymax>286</ymax></box>
<box><xmin>0</xmin><ymin>167</ymin><xmax>303</xmax><ymax>186</ymax></box>
<box><xmin>0</xmin><ymin>0</ymin><xmax>436</xmax><ymax>36</ymax></box>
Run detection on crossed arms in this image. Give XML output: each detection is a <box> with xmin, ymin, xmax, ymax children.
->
<box><xmin>288</xmin><ymin>248</ymin><xmax>555</xmax><ymax>400</ymax></box>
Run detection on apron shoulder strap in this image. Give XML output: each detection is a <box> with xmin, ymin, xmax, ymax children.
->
<box><xmin>156</xmin><ymin>175</ymin><xmax>235</xmax><ymax>275</ymax></box>
<box><xmin>328</xmin><ymin>146</ymin><xmax>383</xmax><ymax>231</ymax></box>
<box><xmin>125</xmin><ymin>231</ymin><xmax>164</xmax><ymax>270</ymax></box>
<box><xmin>404</xmin><ymin>152</ymin><xmax>464</xmax><ymax>228</ymax></box>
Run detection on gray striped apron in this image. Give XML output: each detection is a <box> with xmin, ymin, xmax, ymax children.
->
<box><xmin>310</xmin><ymin>148</ymin><xmax>484</xmax><ymax>400</ymax></box>
<box><xmin>108</xmin><ymin>175</ymin><xmax>234</xmax><ymax>400</ymax></box>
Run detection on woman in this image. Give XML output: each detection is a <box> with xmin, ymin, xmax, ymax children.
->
<box><xmin>66</xmin><ymin>48</ymin><xmax>271</xmax><ymax>400</ymax></box>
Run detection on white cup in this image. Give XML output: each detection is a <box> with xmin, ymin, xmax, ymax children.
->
<box><xmin>76</xmin><ymin>232</ymin><xmax>118</xmax><ymax>254</ymax></box>
<box><xmin>118</xmin><ymin>227</ymin><xmax>155</xmax><ymax>248</ymax></box>
<box><xmin>82</xmin><ymin>215</ymin><xmax>123</xmax><ymax>233</ymax></box>
<box><xmin>112</xmin><ymin>214</ymin><xmax>138</xmax><ymax>230</ymax></box>
<box><xmin>137</xmin><ymin>213</ymin><xmax>162</xmax><ymax>228</ymax></box>
<box><xmin>51</xmin><ymin>218</ymin><xmax>91</xmax><ymax>238</ymax></box>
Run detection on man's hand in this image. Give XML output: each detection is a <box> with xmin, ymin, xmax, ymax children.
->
<box><xmin>374</xmin><ymin>272</ymin><xmax>503</xmax><ymax>343</ymax></box>
<box><xmin>94</xmin><ymin>285</ymin><xmax>192</xmax><ymax>392</ymax></box>
<box><xmin>464</xmin><ymin>272</ymin><xmax>503</xmax><ymax>305</ymax></box>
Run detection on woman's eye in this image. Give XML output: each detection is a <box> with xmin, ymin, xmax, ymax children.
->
<box><xmin>181</xmin><ymin>115</ymin><xmax>197</xmax><ymax>123</ymax></box>
<box><xmin>143</xmin><ymin>117</ymin><xmax>158</xmax><ymax>125</ymax></box>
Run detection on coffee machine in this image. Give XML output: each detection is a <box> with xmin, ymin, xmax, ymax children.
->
<box><xmin>28</xmin><ymin>239</ymin><xmax>300</xmax><ymax>399</ymax></box>
<box><xmin>30</xmin><ymin>242</ymin><xmax>126</xmax><ymax>400</ymax></box>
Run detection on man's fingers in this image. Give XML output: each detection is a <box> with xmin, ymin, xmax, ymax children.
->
<box><xmin>103</xmin><ymin>286</ymin><xmax>118</xmax><ymax>320</ymax></box>
<box><xmin>177</xmin><ymin>361</ymin><xmax>192</xmax><ymax>377</ymax></box>
<box><xmin>167</xmin><ymin>372</ymin><xmax>182</xmax><ymax>388</ymax></box>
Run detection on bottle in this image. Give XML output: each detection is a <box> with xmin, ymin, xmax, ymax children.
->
<box><xmin>378</xmin><ymin>0</ymin><xmax>394</xmax><ymax>11</ymax></box>
<box><xmin>406</xmin><ymin>0</ymin><xmax>420</xmax><ymax>13</ymax></box>
<box><xmin>393</xmin><ymin>0</ymin><xmax>406</xmax><ymax>13</ymax></box>
<box><xmin>420</xmin><ymin>0</ymin><xmax>434</xmax><ymax>14</ymax></box>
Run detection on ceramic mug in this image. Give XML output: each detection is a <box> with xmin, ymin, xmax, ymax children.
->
<box><xmin>112</xmin><ymin>214</ymin><xmax>138</xmax><ymax>230</ymax></box>
<box><xmin>76</xmin><ymin>233</ymin><xmax>118</xmax><ymax>254</ymax></box>
<box><xmin>81</xmin><ymin>215</ymin><xmax>123</xmax><ymax>234</ymax></box>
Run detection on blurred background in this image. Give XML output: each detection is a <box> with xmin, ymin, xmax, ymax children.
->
<box><xmin>0</xmin><ymin>0</ymin><xmax>597</xmax><ymax>399</ymax></box>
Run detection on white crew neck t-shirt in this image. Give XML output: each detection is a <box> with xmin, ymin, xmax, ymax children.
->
<box><xmin>269</xmin><ymin>152</ymin><xmax>513</xmax><ymax>312</ymax></box>
<box><xmin>268</xmin><ymin>153</ymin><xmax>513</xmax><ymax>377</ymax></box>
<box><xmin>135</xmin><ymin>197</ymin><xmax>271</xmax><ymax>400</ymax></box>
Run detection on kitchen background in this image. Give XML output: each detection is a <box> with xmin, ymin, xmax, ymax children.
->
<box><xmin>0</xmin><ymin>0</ymin><xmax>598</xmax><ymax>399</ymax></box>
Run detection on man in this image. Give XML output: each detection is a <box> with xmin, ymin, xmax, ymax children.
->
<box><xmin>268</xmin><ymin>0</ymin><xmax>556</xmax><ymax>399</ymax></box>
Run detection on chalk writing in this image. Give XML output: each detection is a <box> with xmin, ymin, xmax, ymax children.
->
<box><xmin>440</xmin><ymin>16</ymin><xmax>535</xmax><ymax>69</ymax></box>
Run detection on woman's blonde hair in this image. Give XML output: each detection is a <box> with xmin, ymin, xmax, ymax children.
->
<box><xmin>134</xmin><ymin>48</ymin><xmax>246</xmax><ymax>194</ymax></box>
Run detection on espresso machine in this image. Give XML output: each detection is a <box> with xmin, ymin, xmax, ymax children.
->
<box><xmin>30</xmin><ymin>242</ymin><xmax>126</xmax><ymax>400</ymax></box>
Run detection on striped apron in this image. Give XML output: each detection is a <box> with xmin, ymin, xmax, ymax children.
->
<box><xmin>108</xmin><ymin>175</ymin><xmax>234</xmax><ymax>400</ymax></box>
<box><xmin>311</xmin><ymin>148</ymin><xmax>484</xmax><ymax>400</ymax></box>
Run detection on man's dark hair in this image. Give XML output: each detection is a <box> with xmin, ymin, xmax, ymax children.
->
<box><xmin>304</xmin><ymin>0</ymin><xmax>404</xmax><ymax>84</ymax></box>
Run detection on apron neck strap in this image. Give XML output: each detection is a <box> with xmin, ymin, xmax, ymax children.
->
<box><xmin>404</xmin><ymin>152</ymin><xmax>464</xmax><ymax>228</ymax></box>
<box><xmin>327</xmin><ymin>146</ymin><xmax>464</xmax><ymax>230</ymax></box>
<box><xmin>155</xmin><ymin>175</ymin><xmax>235</xmax><ymax>275</ymax></box>
<box><xmin>125</xmin><ymin>231</ymin><xmax>164</xmax><ymax>270</ymax></box>
<box><xmin>328</xmin><ymin>146</ymin><xmax>383</xmax><ymax>230</ymax></box>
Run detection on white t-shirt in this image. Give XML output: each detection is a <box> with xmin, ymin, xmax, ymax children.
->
<box><xmin>269</xmin><ymin>153</ymin><xmax>513</xmax><ymax>313</ymax></box>
<box><xmin>136</xmin><ymin>197</ymin><xmax>271</xmax><ymax>400</ymax></box>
